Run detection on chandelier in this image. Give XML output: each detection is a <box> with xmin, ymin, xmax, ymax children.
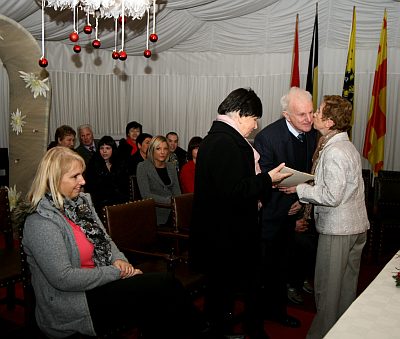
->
<box><xmin>38</xmin><ymin>0</ymin><xmax>158</xmax><ymax>68</ymax></box>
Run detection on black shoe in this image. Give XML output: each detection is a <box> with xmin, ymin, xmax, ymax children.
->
<box><xmin>274</xmin><ymin>314</ymin><xmax>301</xmax><ymax>328</ymax></box>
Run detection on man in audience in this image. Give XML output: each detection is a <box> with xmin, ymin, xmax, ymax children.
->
<box><xmin>47</xmin><ymin>125</ymin><xmax>76</xmax><ymax>150</ymax></box>
<box><xmin>166</xmin><ymin>132</ymin><xmax>187</xmax><ymax>171</ymax></box>
<box><xmin>129</xmin><ymin>132</ymin><xmax>153</xmax><ymax>175</ymax></box>
<box><xmin>75</xmin><ymin>124</ymin><xmax>98</xmax><ymax>165</ymax></box>
<box><xmin>254</xmin><ymin>87</ymin><xmax>318</xmax><ymax>328</ymax></box>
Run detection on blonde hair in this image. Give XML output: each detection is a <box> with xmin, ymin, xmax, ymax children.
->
<box><xmin>27</xmin><ymin>147</ymin><xmax>85</xmax><ymax>211</ymax></box>
<box><xmin>147</xmin><ymin>135</ymin><xmax>169</xmax><ymax>165</ymax></box>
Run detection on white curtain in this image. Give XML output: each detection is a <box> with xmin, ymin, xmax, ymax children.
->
<box><xmin>1</xmin><ymin>0</ymin><xmax>400</xmax><ymax>170</ymax></box>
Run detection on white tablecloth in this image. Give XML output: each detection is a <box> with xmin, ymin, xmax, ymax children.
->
<box><xmin>325</xmin><ymin>251</ymin><xmax>400</xmax><ymax>338</ymax></box>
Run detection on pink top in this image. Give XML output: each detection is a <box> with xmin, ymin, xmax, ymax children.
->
<box><xmin>65</xmin><ymin>218</ymin><xmax>95</xmax><ymax>268</ymax></box>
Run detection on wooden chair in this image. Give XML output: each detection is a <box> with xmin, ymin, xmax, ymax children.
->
<box><xmin>372</xmin><ymin>177</ymin><xmax>400</xmax><ymax>262</ymax></box>
<box><xmin>103</xmin><ymin>198</ymin><xmax>206</xmax><ymax>297</ymax></box>
<box><xmin>0</xmin><ymin>187</ymin><xmax>35</xmax><ymax>326</ymax></box>
<box><xmin>103</xmin><ymin>198</ymin><xmax>176</xmax><ymax>268</ymax></box>
<box><xmin>158</xmin><ymin>193</ymin><xmax>193</xmax><ymax>257</ymax></box>
<box><xmin>128</xmin><ymin>175</ymin><xmax>142</xmax><ymax>202</ymax></box>
<box><xmin>172</xmin><ymin>192</ymin><xmax>193</xmax><ymax>234</ymax></box>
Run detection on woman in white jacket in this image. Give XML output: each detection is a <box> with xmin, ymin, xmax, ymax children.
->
<box><xmin>286</xmin><ymin>95</ymin><xmax>369</xmax><ymax>339</ymax></box>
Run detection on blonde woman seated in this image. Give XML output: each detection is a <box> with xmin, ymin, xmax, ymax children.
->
<box><xmin>22</xmin><ymin>147</ymin><xmax>204</xmax><ymax>338</ymax></box>
<box><xmin>136</xmin><ymin>135</ymin><xmax>181</xmax><ymax>226</ymax></box>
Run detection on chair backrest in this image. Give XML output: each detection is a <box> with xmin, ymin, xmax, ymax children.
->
<box><xmin>104</xmin><ymin>199</ymin><xmax>158</xmax><ymax>252</ymax></box>
<box><xmin>128</xmin><ymin>175</ymin><xmax>142</xmax><ymax>201</ymax></box>
<box><xmin>172</xmin><ymin>193</ymin><xmax>193</xmax><ymax>233</ymax></box>
<box><xmin>378</xmin><ymin>170</ymin><xmax>400</xmax><ymax>179</ymax></box>
<box><xmin>373</xmin><ymin>177</ymin><xmax>400</xmax><ymax>220</ymax></box>
<box><xmin>0</xmin><ymin>187</ymin><xmax>13</xmax><ymax>249</ymax></box>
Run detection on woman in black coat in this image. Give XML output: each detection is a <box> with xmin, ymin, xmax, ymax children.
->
<box><xmin>85</xmin><ymin>136</ymin><xmax>130</xmax><ymax>214</ymax></box>
<box><xmin>189</xmin><ymin>88</ymin><xmax>289</xmax><ymax>339</ymax></box>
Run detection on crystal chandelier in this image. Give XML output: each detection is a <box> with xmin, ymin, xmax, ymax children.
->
<box><xmin>38</xmin><ymin>0</ymin><xmax>158</xmax><ymax>68</ymax></box>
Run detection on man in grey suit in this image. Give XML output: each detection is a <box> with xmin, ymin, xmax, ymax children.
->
<box><xmin>254</xmin><ymin>87</ymin><xmax>318</xmax><ymax>328</ymax></box>
<box><xmin>75</xmin><ymin>124</ymin><xmax>98</xmax><ymax>165</ymax></box>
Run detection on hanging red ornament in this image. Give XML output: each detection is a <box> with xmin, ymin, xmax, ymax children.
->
<box><xmin>119</xmin><ymin>51</ymin><xmax>127</xmax><ymax>60</ymax></box>
<box><xmin>149</xmin><ymin>33</ymin><xmax>158</xmax><ymax>43</ymax></box>
<box><xmin>73</xmin><ymin>45</ymin><xmax>81</xmax><ymax>53</ymax></box>
<box><xmin>112</xmin><ymin>51</ymin><xmax>120</xmax><ymax>59</ymax></box>
<box><xmin>118</xmin><ymin>16</ymin><xmax>127</xmax><ymax>25</ymax></box>
<box><xmin>92</xmin><ymin>39</ymin><xmax>101</xmax><ymax>49</ymax></box>
<box><xmin>38</xmin><ymin>57</ymin><xmax>48</xmax><ymax>68</ymax></box>
<box><xmin>83</xmin><ymin>24</ymin><xmax>92</xmax><ymax>34</ymax></box>
<box><xmin>143</xmin><ymin>49</ymin><xmax>152</xmax><ymax>58</ymax></box>
<box><xmin>69</xmin><ymin>32</ymin><xmax>79</xmax><ymax>42</ymax></box>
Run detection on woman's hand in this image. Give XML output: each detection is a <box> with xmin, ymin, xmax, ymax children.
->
<box><xmin>113</xmin><ymin>259</ymin><xmax>143</xmax><ymax>279</ymax></box>
<box><xmin>268</xmin><ymin>163</ymin><xmax>292</xmax><ymax>184</ymax></box>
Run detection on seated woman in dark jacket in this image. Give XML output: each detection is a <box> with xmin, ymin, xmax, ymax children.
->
<box><xmin>85</xmin><ymin>136</ymin><xmax>130</xmax><ymax>213</ymax></box>
<box><xmin>22</xmin><ymin>146</ymin><xmax>205</xmax><ymax>338</ymax></box>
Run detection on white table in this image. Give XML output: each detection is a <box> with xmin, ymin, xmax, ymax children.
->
<box><xmin>324</xmin><ymin>251</ymin><xmax>400</xmax><ymax>338</ymax></box>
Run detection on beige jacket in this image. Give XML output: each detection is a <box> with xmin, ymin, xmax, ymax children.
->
<box><xmin>297</xmin><ymin>132</ymin><xmax>369</xmax><ymax>235</ymax></box>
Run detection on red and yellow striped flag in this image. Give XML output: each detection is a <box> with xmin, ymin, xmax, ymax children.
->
<box><xmin>290</xmin><ymin>14</ymin><xmax>300</xmax><ymax>88</ymax></box>
<box><xmin>363</xmin><ymin>10</ymin><xmax>387</xmax><ymax>176</ymax></box>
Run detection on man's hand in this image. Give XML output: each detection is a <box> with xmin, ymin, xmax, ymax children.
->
<box><xmin>288</xmin><ymin>200</ymin><xmax>302</xmax><ymax>215</ymax></box>
<box><xmin>295</xmin><ymin>218</ymin><xmax>309</xmax><ymax>232</ymax></box>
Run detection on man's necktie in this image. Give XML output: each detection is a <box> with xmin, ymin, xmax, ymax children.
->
<box><xmin>89</xmin><ymin>146</ymin><xmax>95</xmax><ymax>153</ymax></box>
<box><xmin>298</xmin><ymin>133</ymin><xmax>306</xmax><ymax>142</ymax></box>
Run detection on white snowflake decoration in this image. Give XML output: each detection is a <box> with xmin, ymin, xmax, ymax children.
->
<box><xmin>19</xmin><ymin>71</ymin><xmax>50</xmax><ymax>99</ymax></box>
<box><xmin>6</xmin><ymin>185</ymin><xmax>21</xmax><ymax>212</ymax></box>
<box><xmin>10</xmin><ymin>108</ymin><xmax>27</xmax><ymax>135</ymax></box>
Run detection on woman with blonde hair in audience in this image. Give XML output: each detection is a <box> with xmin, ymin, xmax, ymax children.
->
<box><xmin>136</xmin><ymin>135</ymin><xmax>181</xmax><ymax>226</ymax></box>
<box><xmin>22</xmin><ymin>146</ymin><xmax>206</xmax><ymax>338</ymax></box>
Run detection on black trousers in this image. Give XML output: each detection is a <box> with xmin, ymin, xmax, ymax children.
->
<box><xmin>86</xmin><ymin>272</ymin><xmax>201</xmax><ymax>338</ymax></box>
<box><xmin>203</xmin><ymin>264</ymin><xmax>265</xmax><ymax>336</ymax></box>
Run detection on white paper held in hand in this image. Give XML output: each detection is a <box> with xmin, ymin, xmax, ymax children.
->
<box><xmin>278</xmin><ymin>166</ymin><xmax>314</xmax><ymax>187</ymax></box>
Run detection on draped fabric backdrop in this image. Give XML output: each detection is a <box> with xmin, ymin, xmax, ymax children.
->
<box><xmin>1</xmin><ymin>0</ymin><xmax>400</xmax><ymax>173</ymax></box>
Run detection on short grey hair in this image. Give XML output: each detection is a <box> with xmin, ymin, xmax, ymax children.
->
<box><xmin>280</xmin><ymin>87</ymin><xmax>312</xmax><ymax>113</ymax></box>
<box><xmin>77</xmin><ymin>124</ymin><xmax>93</xmax><ymax>134</ymax></box>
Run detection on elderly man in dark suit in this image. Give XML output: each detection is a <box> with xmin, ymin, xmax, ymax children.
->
<box><xmin>254</xmin><ymin>87</ymin><xmax>318</xmax><ymax>328</ymax></box>
<box><xmin>75</xmin><ymin>124</ymin><xmax>98</xmax><ymax>165</ymax></box>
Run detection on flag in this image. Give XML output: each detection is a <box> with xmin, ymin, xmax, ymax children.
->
<box><xmin>290</xmin><ymin>14</ymin><xmax>300</xmax><ymax>88</ymax></box>
<box><xmin>363</xmin><ymin>10</ymin><xmax>387</xmax><ymax>176</ymax></box>
<box><xmin>342</xmin><ymin>6</ymin><xmax>356</xmax><ymax>138</ymax></box>
<box><xmin>306</xmin><ymin>3</ymin><xmax>318</xmax><ymax>110</ymax></box>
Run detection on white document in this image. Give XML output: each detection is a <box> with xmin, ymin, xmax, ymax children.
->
<box><xmin>278</xmin><ymin>166</ymin><xmax>314</xmax><ymax>187</ymax></box>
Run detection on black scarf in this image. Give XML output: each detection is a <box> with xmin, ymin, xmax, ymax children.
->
<box><xmin>46</xmin><ymin>193</ymin><xmax>112</xmax><ymax>266</ymax></box>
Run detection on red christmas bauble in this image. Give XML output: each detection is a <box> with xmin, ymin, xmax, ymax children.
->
<box><xmin>149</xmin><ymin>33</ymin><xmax>158</xmax><ymax>43</ymax></box>
<box><xmin>69</xmin><ymin>32</ymin><xmax>79</xmax><ymax>42</ymax></box>
<box><xmin>119</xmin><ymin>51</ymin><xmax>127</xmax><ymax>61</ymax></box>
<box><xmin>83</xmin><ymin>25</ymin><xmax>92</xmax><ymax>34</ymax></box>
<box><xmin>92</xmin><ymin>39</ymin><xmax>101</xmax><ymax>49</ymax></box>
<box><xmin>73</xmin><ymin>44</ymin><xmax>81</xmax><ymax>53</ymax></box>
<box><xmin>143</xmin><ymin>49</ymin><xmax>152</xmax><ymax>58</ymax></box>
<box><xmin>38</xmin><ymin>57</ymin><xmax>48</xmax><ymax>68</ymax></box>
<box><xmin>112</xmin><ymin>51</ymin><xmax>120</xmax><ymax>59</ymax></box>
<box><xmin>118</xmin><ymin>16</ymin><xmax>127</xmax><ymax>25</ymax></box>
